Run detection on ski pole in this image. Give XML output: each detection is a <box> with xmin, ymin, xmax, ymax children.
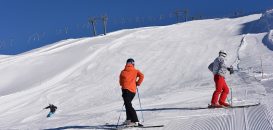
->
<box><xmin>231</xmin><ymin>87</ymin><xmax>233</xmax><ymax>106</ymax></box>
<box><xmin>116</xmin><ymin>104</ymin><xmax>124</xmax><ymax>128</ymax></box>
<box><xmin>137</xmin><ymin>87</ymin><xmax>144</xmax><ymax>122</ymax></box>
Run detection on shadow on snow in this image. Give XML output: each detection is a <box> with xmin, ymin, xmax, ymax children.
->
<box><xmin>262</xmin><ymin>33</ymin><xmax>273</xmax><ymax>51</ymax></box>
<box><xmin>44</xmin><ymin>125</ymin><xmax>118</xmax><ymax>130</ymax></box>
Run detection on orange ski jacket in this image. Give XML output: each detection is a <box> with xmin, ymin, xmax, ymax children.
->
<box><xmin>119</xmin><ymin>64</ymin><xmax>144</xmax><ymax>93</ymax></box>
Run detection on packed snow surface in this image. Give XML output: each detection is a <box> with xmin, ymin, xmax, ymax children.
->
<box><xmin>0</xmin><ymin>12</ymin><xmax>273</xmax><ymax>130</ymax></box>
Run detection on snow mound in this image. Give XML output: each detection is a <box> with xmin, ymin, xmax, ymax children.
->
<box><xmin>265</xmin><ymin>30</ymin><xmax>273</xmax><ymax>50</ymax></box>
<box><xmin>260</xmin><ymin>9</ymin><xmax>273</xmax><ymax>50</ymax></box>
<box><xmin>241</xmin><ymin>9</ymin><xmax>273</xmax><ymax>34</ymax></box>
<box><xmin>260</xmin><ymin>9</ymin><xmax>273</xmax><ymax>30</ymax></box>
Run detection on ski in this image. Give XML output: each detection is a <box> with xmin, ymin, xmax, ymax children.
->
<box><xmin>116</xmin><ymin>125</ymin><xmax>164</xmax><ymax>129</ymax></box>
<box><xmin>140</xmin><ymin>125</ymin><xmax>164</xmax><ymax>128</ymax></box>
<box><xmin>104</xmin><ymin>124</ymin><xmax>164</xmax><ymax>130</ymax></box>
<box><xmin>208</xmin><ymin>102</ymin><xmax>260</xmax><ymax>109</ymax></box>
<box><xmin>229</xmin><ymin>102</ymin><xmax>260</xmax><ymax>108</ymax></box>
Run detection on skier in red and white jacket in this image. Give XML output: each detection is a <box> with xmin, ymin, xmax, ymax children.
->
<box><xmin>208</xmin><ymin>50</ymin><xmax>234</xmax><ymax>107</ymax></box>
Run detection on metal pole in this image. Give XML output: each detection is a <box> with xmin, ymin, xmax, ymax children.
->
<box><xmin>184</xmin><ymin>9</ymin><xmax>188</xmax><ymax>22</ymax></box>
<box><xmin>116</xmin><ymin>104</ymin><xmax>124</xmax><ymax>128</ymax></box>
<box><xmin>137</xmin><ymin>88</ymin><xmax>144</xmax><ymax>122</ymax></box>
<box><xmin>260</xmin><ymin>56</ymin><xmax>264</xmax><ymax>79</ymax></box>
<box><xmin>231</xmin><ymin>88</ymin><xmax>233</xmax><ymax>106</ymax></box>
<box><xmin>89</xmin><ymin>18</ymin><xmax>97</xmax><ymax>36</ymax></box>
<box><xmin>102</xmin><ymin>15</ymin><xmax>108</xmax><ymax>35</ymax></box>
<box><xmin>175</xmin><ymin>10</ymin><xmax>180</xmax><ymax>23</ymax></box>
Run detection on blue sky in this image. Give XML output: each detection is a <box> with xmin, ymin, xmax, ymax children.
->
<box><xmin>0</xmin><ymin>0</ymin><xmax>273</xmax><ymax>55</ymax></box>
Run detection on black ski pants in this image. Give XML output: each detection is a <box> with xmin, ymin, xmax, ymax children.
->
<box><xmin>122</xmin><ymin>89</ymin><xmax>139</xmax><ymax>122</ymax></box>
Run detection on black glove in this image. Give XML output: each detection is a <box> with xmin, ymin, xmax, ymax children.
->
<box><xmin>227</xmin><ymin>67</ymin><xmax>234</xmax><ymax>74</ymax></box>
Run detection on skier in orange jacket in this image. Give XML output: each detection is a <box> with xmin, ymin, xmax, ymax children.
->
<box><xmin>119</xmin><ymin>58</ymin><xmax>144</xmax><ymax>126</ymax></box>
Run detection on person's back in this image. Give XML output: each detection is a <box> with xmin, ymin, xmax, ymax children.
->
<box><xmin>45</xmin><ymin>104</ymin><xmax>57</xmax><ymax>112</ymax></box>
<box><xmin>212</xmin><ymin>55</ymin><xmax>227</xmax><ymax>77</ymax></box>
<box><xmin>50</xmin><ymin>105</ymin><xmax>57</xmax><ymax>113</ymax></box>
<box><xmin>120</xmin><ymin>64</ymin><xmax>144</xmax><ymax>93</ymax></box>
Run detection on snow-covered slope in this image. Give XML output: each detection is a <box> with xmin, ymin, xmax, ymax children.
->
<box><xmin>0</xmin><ymin>11</ymin><xmax>273</xmax><ymax>130</ymax></box>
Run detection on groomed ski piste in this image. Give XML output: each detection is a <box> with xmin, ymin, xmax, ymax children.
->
<box><xmin>0</xmin><ymin>10</ymin><xmax>273</xmax><ymax>130</ymax></box>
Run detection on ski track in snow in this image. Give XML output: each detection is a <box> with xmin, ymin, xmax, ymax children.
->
<box><xmin>0</xmin><ymin>13</ymin><xmax>273</xmax><ymax>130</ymax></box>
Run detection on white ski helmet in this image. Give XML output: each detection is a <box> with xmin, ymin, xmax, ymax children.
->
<box><xmin>219</xmin><ymin>50</ymin><xmax>227</xmax><ymax>57</ymax></box>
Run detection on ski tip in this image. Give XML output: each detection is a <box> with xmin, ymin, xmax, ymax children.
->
<box><xmin>230</xmin><ymin>102</ymin><xmax>261</xmax><ymax>108</ymax></box>
<box><xmin>138</xmin><ymin>125</ymin><xmax>164</xmax><ymax>128</ymax></box>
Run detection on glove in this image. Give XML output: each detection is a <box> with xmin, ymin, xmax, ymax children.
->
<box><xmin>227</xmin><ymin>67</ymin><xmax>234</xmax><ymax>74</ymax></box>
<box><xmin>227</xmin><ymin>67</ymin><xmax>231</xmax><ymax>71</ymax></box>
